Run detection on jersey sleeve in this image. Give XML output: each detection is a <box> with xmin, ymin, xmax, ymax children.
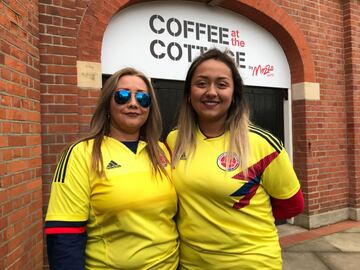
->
<box><xmin>262</xmin><ymin>148</ymin><xmax>301</xmax><ymax>199</ymax></box>
<box><xmin>270</xmin><ymin>189</ymin><xmax>304</xmax><ymax>219</ymax></box>
<box><xmin>45</xmin><ymin>141</ymin><xmax>91</xmax><ymax>222</ymax></box>
<box><xmin>47</xmin><ymin>231</ymin><xmax>87</xmax><ymax>270</ymax></box>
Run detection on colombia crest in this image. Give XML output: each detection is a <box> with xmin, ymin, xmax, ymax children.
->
<box><xmin>217</xmin><ymin>152</ymin><xmax>240</xmax><ymax>171</ymax></box>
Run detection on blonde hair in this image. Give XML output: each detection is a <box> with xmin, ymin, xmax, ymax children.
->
<box><xmin>172</xmin><ymin>49</ymin><xmax>250</xmax><ymax>172</ymax></box>
<box><xmin>80</xmin><ymin>67</ymin><xmax>167</xmax><ymax>178</ymax></box>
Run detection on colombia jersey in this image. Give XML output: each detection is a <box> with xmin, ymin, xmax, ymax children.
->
<box><xmin>45</xmin><ymin>136</ymin><xmax>179</xmax><ymax>270</ymax></box>
<box><xmin>166</xmin><ymin>126</ymin><xmax>301</xmax><ymax>270</ymax></box>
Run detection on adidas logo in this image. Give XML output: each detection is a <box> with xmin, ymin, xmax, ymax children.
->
<box><xmin>106</xmin><ymin>160</ymin><xmax>121</xmax><ymax>169</ymax></box>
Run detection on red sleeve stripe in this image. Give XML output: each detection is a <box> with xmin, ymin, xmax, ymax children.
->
<box><xmin>45</xmin><ymin>227</ymin><xmax>86</xmax><ymax>235</ymax></box>
<box><xmin>271</xmin><ymin>189</ymin><xmax>304</xmax><ymax>220</ymax></box>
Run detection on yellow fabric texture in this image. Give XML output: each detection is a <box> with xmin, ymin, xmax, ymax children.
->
<box><xmin>166</xmin><ymin>127</ymin><xmax>300</xmax><ymax>270</ymax></box>
<box><xmin>46</xmin><ymin>137</ymin><xmax>179</xmax><ymax>270</ymax></box>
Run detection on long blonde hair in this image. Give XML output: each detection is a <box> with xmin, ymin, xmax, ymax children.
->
<box><xmin>81</xmin><ymin>67</ymin><xmax>167</xmax><ymax>177</ymax></box>
<box><xmin>172</xmin><ymin>49</ymin><xmax>250</xmax><ymax>171</ymax></box>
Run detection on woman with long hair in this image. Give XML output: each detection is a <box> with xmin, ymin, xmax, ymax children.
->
<box><xmin>167</xmin><ymin>48</ymin><xmax>304</xmax><ymax>269</ymax></box>
<box><xmin>45</xmin><ymin>67</ymin><xmax>179</xmax><ymax>269</ymax></box>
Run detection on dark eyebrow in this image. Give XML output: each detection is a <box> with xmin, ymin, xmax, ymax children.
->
<box><xmin>194</xmin><ymin>75</ymin><xmax>231</xmax><ymax>80</ymax></box>
<box><xmin>217</xmin><ymin>76</ymin><xmax>231</xmax><ymax>80</ymax></box>
<box><xmin>193</xmin><ymin>75</ymin><xmax>208</xmax><ymax>79</ymax></box>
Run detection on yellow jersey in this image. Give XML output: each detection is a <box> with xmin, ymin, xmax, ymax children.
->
<box><xmin>166</xmin><ymin>126</ymin><xmax>300</xmax><ymax>270</ymax></box>
<box><xmin>46</xmin><ymin>136</ymin><xmax>179</xmax><ymax>269</ymax></box>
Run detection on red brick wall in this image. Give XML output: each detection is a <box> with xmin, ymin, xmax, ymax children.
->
<box><xmin>39</xmin><ymin>0</ymin><xmax>79</xmax><ymax>218</ymax></box>
<box><xmin>343</xmin><ymin>0</ymin><xmax>360</xmax><ymax>209</ymax></box>
<box><xmin>0</xmin><ymin>1</ymin><xmax>43</xmax><ymax>269</ymax></box>
<box><xmin>273</xmin><ymin>0</ymin><xmax>358</xmax><ymax>215</ymax></box>
<box><xmin>283</xmin><ymin>0</ymin><xmax>346</xmax><ymax>215</ymax></box>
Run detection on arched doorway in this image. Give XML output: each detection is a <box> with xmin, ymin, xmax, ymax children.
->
<box><xmin>76</xmin><ymin>0</ymin><xmax>316</xmax><ymax>227</ymax></box>
<box><xmin>101</xmin><ymin>1</ymin><xmax>293</xmax><ymax>149</ymax></box>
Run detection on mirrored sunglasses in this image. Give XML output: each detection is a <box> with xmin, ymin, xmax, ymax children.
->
<box><xmin>113</xmin><ymin>89</ymin><xmax>151</xmax><ymax>108</ymax></box>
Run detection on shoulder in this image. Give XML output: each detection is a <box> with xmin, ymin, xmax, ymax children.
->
<box><xmin>167</xmin><ymin>128</ymin><xmax>179</xmax><ymax>139</ymax></box>
<box><xmin>249</xmin><ymin>124</ymin><xmax>284</xmax><ymax>153</ymax></box>
<box><xmin>63</xmin><ymin>139</ymin><xmax>93</xmax><ymax>157</ymax></box>
<box><xmin>51</xmin><ymin>139</ymin><xmax>93</xmax><ymax>184</ymax></box>
<box><xmin>165</xmin><ymin>128</ymin><xmax>179</xmax><ymax>149</ymax></box>
<box><xmin>57</xmin><ymin>139</ymin><xmax>93</xmax><ymax>167</ymax></box>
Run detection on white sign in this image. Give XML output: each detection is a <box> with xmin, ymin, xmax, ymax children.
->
<box><xmin>101</xmin><ymin>1</ymin><xmax>290</xmax><ymax>88</ymax></box>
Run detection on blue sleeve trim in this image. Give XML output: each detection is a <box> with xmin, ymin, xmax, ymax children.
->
<box><xmin>47</xmin><ymin>233</ymin><xmax>87</xmax><ymax>270</ymax></box>
<box><xmin>45</xmin><ymin>221</ymin><xmax>87</xmax><ymax>228</ymax></box>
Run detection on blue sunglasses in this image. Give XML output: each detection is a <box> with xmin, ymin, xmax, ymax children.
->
<box><xmin>113</xmin><ymin>89</ymin><xmax>151</xmax><ymax>108</ymax></box>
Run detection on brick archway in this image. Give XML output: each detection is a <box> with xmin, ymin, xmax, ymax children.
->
<box><xmin>77</xmin><ymin>0</ymin><xmax>315</xmax><ymax>84</ymax></box>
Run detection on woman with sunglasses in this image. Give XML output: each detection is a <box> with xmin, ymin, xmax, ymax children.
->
<box><xmin>166</xmin><ymin>49</ymin><xmax>304</xmax><ymax>269</ymax></box>
<box><xmin>45</xmin><ymin>67</ymin><xmax>179</xmax><ymax>269</ymax></box>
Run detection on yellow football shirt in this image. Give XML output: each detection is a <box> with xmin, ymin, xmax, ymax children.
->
<box><xmin>46</xmin><ymin>136</ymin><xmax>179</xmax><ymax>269</ymax></box>
<box><xmin>166</xmin><ymin>126</ymin><xmax>300</xmax><ymax>270</ymax></box>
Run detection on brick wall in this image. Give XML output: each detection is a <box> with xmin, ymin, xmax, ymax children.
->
<box><xmin>280</xmin><ymin>0</ymin><xmax>348</xmax><ymax>215</ymax></box>
<box><xmin>39</xmin><ymin>0</ymin><xmax>79</xmax><ymax>223</ymax></box>
<box><xmin>343</xmin><ymin>0</ymin><xmax>360</xmax><ymax>210</ymax></box>
<box><xmin>273</xmin><ymin>0</ymin><xmax>359</xmax><ymax>216</ymax></box>
<box><xmin>0</xmin><ymin>1</ymin><xmax>43</xmax><ymax>269</ymax></box>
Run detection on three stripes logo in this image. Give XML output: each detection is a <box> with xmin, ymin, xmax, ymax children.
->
<box><xmin>106</xmin><ymin>160</ymin><xmax>121</xmax><ymax>169</ymax></box>
<box><xmin>249</xmin><ymin>124</ymin><xmax>283</xmax><ymax>153</ymax></box>
<box><xmin>53</xmin><ymin>143</ymin><xmax>77</xmax><ymax>183</ymax></box>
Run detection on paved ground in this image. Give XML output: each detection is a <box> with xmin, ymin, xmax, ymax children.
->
<box><xmin>278</xmin><ymin>221</ymin><xmax>360</xmax><ymax>270</ymax></box>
